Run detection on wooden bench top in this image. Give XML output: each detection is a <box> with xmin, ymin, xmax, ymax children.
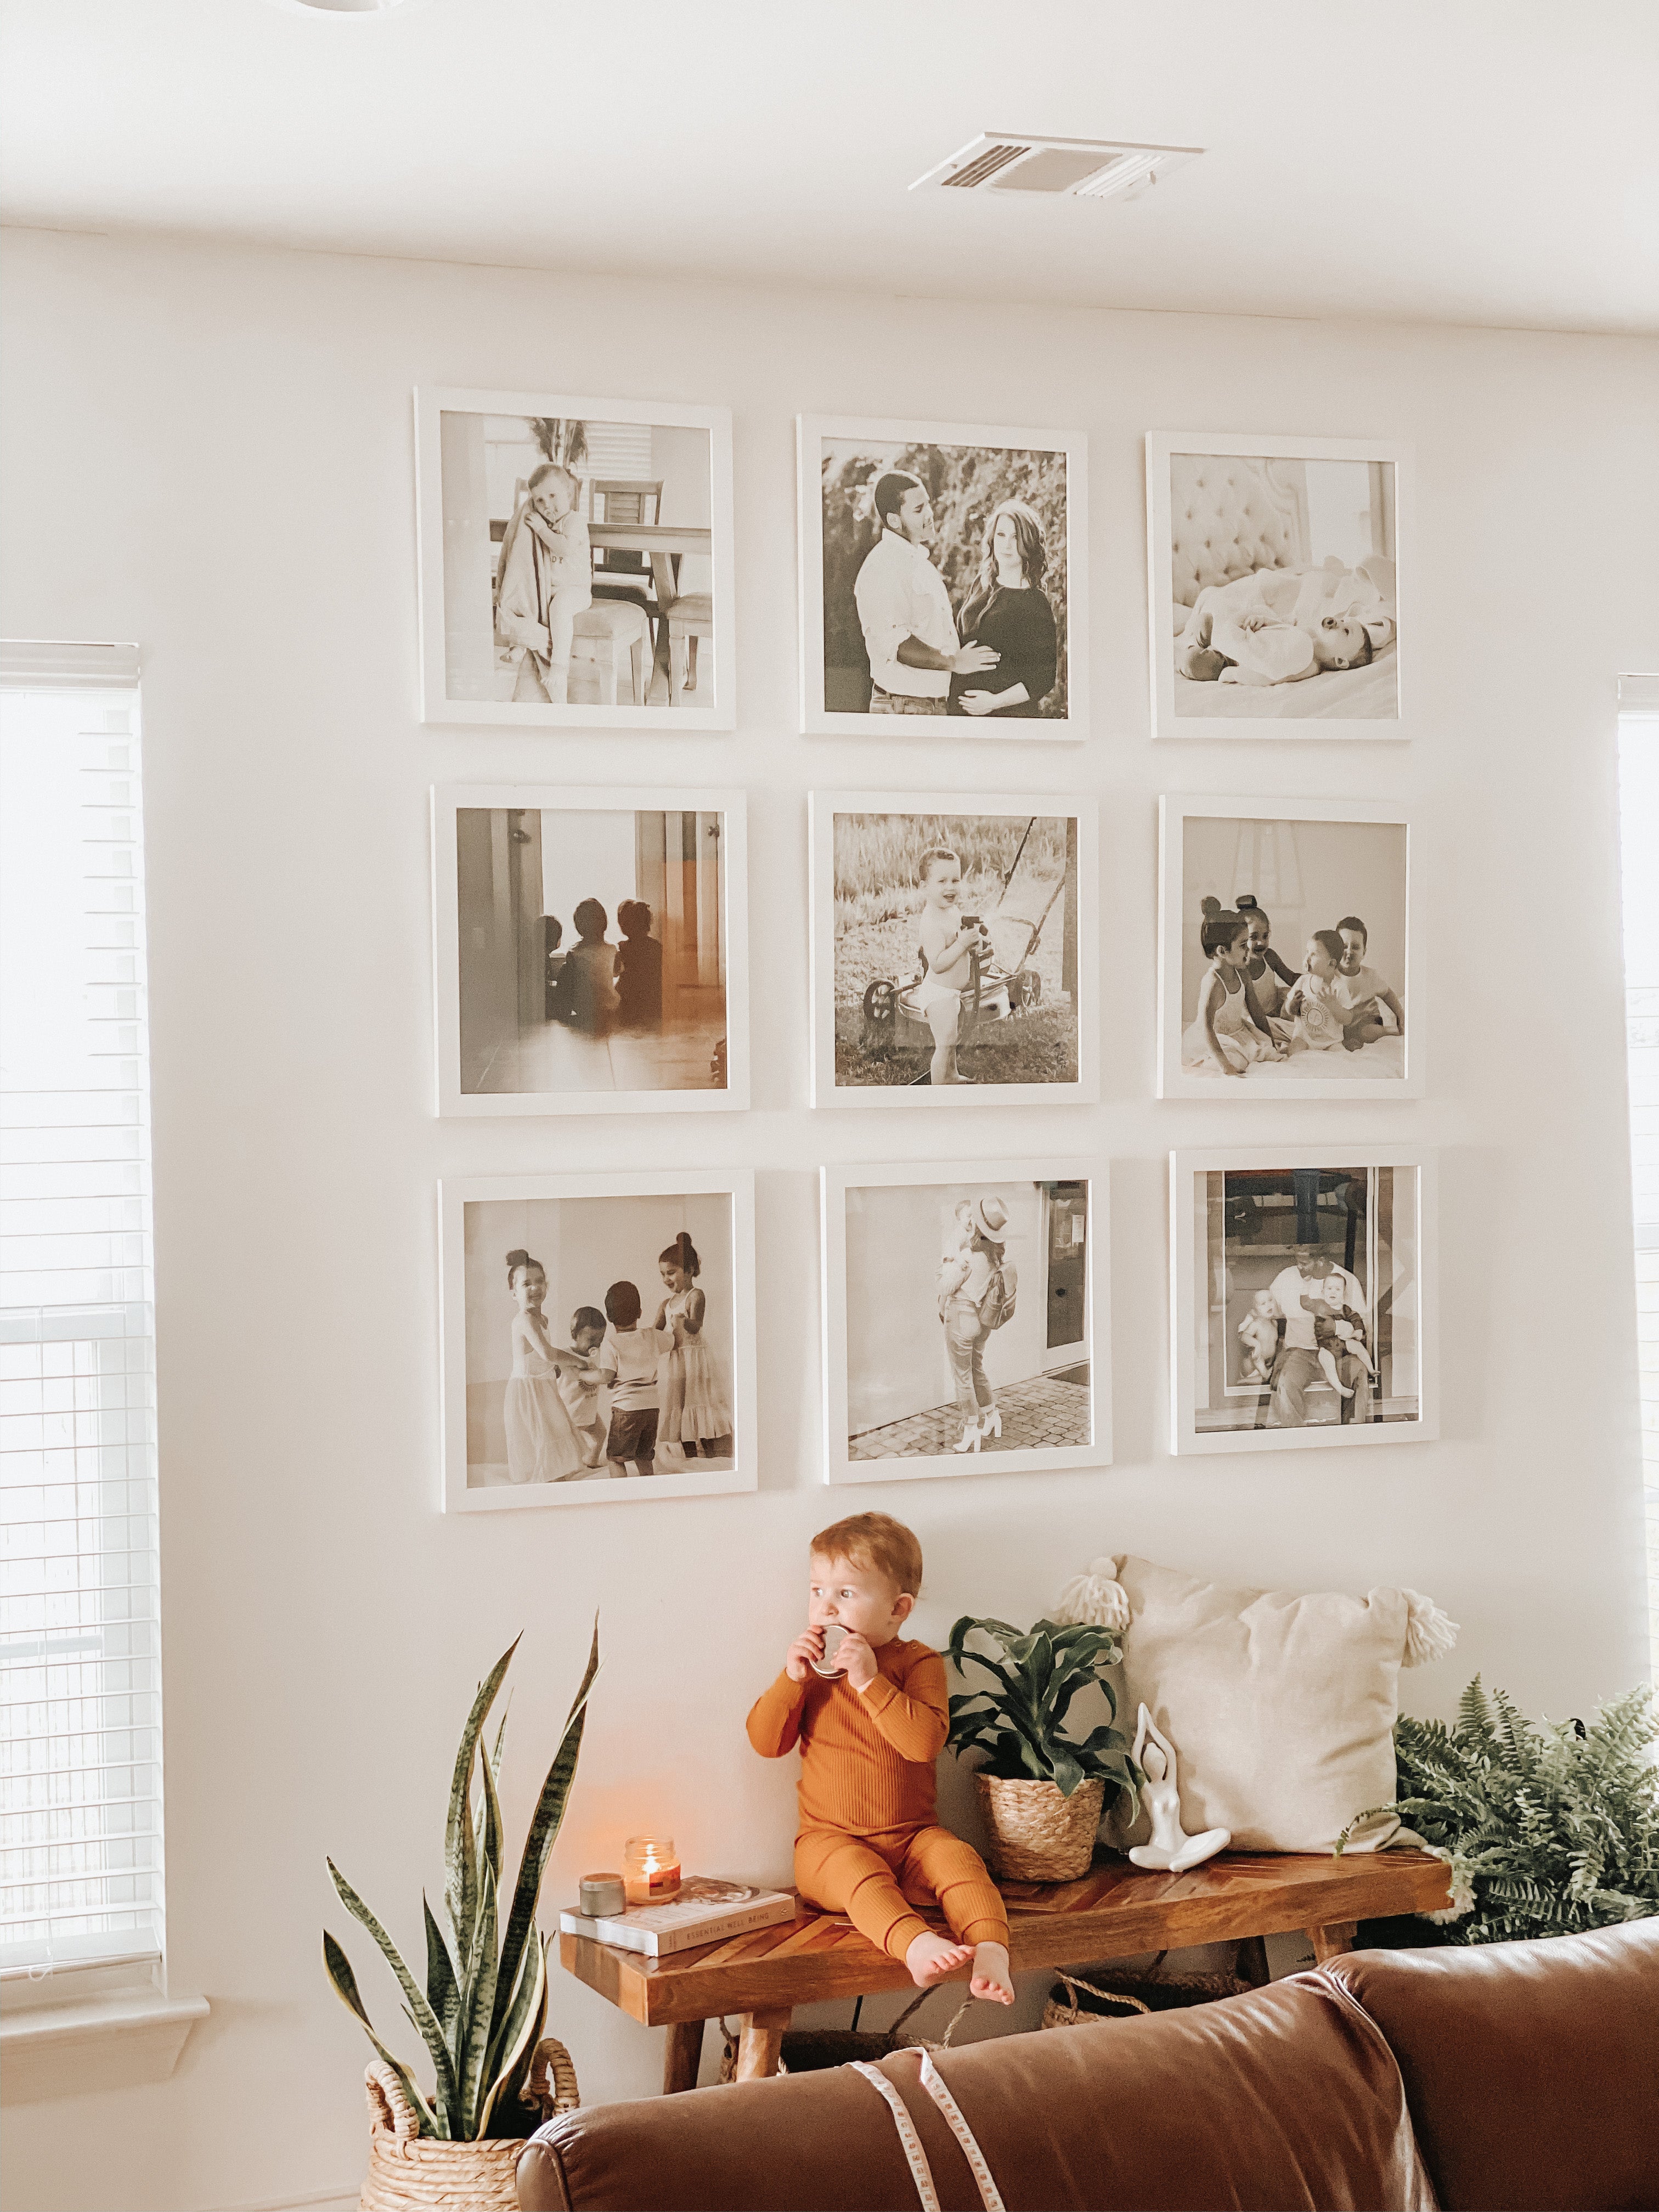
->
<box><xmin>558</xmin><ymin>1848</ymin><xmax>1451</xmax><ymax>2026</ymax></box>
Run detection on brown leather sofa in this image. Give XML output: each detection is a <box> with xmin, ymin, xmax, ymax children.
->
<box><xmin>517</xmin><ymin>1918</ymin><xmax>1659</xmax><ymax>2210</ymax></box>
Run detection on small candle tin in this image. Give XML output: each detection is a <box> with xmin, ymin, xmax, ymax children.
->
<box><xmin>578</xmin><ymin>1873</ymin><xmax>628</xmax><ymax>1916</ymax></box>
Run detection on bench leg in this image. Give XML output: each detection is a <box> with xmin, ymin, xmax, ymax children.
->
<box><xmin>1308</xmin><ymin>1919</ymin><xmax>1358</xmax><ymax>1965</ymax></box>
<box><xmin>1234</xmin><ymin>1936</ymin><xmax>1272</xmax><ymax>1987</ymax></box>
<box><xmin>663</xmin><ymin>2019</ymin><xmax>705</xmax><ymax>2094</ymax></box>
<box><xmin>735</xmin><ymin>2006</ymin><xmax>791</xmax><ymax>2081</ymax></box>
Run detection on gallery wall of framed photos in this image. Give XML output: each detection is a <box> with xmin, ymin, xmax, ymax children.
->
<box><xmin>10</xmin><ymin>227</ymin><xmax>1652</xmax><ymax>2148</ymax></box>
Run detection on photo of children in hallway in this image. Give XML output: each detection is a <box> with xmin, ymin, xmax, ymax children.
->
<box><xmin>442</xmin><ymin>1177</ymin><xmax>753</xmax><ymax>1510</ymax></box>
<box><xmin>821</xmin><ymin>1166</ymin><xmax>1105</xmax><ymax>1481</ymax></box>
<box><xmin>418</xmin><ymin>388</ymin><xmax>733</xmax><ymax>727</ymax></box>
<box><xmin>435</xmin><ymin>788</ymin><xmax>747</xmax><ymax>1115</ymax></box>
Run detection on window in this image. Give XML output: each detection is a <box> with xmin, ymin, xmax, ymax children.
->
<box><xmin>1617</xmin><ymin>673</ymin><xmax>1659</xmax><ymax>1683</ymax></box>
<box><xmin>0</xmin><ymin>642</ymin><xmax>163</xmax><ymax>1977</ymax></box>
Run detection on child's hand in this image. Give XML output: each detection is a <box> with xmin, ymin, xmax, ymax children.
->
<box><xmin>839</xmin><ymin>1632</ymin><xmax>877</xmax><ymax>1692</ymax></box>
<box><xmin>784</xmin><ymin>1628</ymin><xmax>825</xmax><ymax>1683</ymax></box>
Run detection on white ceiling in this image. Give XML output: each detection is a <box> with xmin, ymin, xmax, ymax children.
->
<box><xmin>4</xmin><ymin>0</ymin><xmax>1658</xmax><ymax>335</ymax></box>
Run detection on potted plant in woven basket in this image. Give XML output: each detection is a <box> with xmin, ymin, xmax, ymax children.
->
<box><xmin>323</xmin><ymin>1627</ymin><xmax>597</xmax><ymax>2212</ymax></box>
<box><xmin>946</xmin><ymin>1614</ymin><xmax>1141</xmax><ymax>1882</ymax></box>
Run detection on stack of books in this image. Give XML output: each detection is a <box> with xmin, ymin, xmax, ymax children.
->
<box><xmin>559</xmin><ymin>1876</ymin><xmax>795</xmax><ymax>1957</ymax></box>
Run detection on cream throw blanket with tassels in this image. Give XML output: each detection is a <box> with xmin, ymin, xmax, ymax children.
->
<box><xmin>1052</xmin><ymin>1554</ymin><xmax>1458</xmax><ymax>1855</ymax></box>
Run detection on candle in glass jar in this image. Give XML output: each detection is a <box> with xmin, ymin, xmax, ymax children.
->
<box><xmin>623</xmin><ymin>1835</ymin><xmax>681</xmax><ymax>1905</ymax></box>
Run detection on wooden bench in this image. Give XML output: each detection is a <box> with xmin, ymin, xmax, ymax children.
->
<box><xmin>560</xmin><ymin>1847</ymin><xmax>1452</xmax><ymax>2091</ymax></box>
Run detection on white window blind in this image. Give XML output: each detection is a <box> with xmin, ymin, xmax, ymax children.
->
<box><xmin>0</xmin><ymin>644</ymin><xmax>163</xmax><ymax>1973</ymax></box>
<box><xmin>1617</xmin><ymin>673</ymin><xmax>1659</xmax><ymax>1683</ymax></box>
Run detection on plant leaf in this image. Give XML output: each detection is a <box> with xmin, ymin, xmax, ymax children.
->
<box><xmin>478</xmin><ymin>1932</ymin><xmax>548</xmax><ymax>2137</ymax></box>
<box><xmin>445</xmin><ymin>1639</ymin><xmax>520</xmax><ymax>1956</ymax></box>
<box><xmin>323</xmin><ymin>1930</ymin><xmax>445</xmax><ymax>2138</ymax></box>
<box><xmin>459</xmin><ymin>1856</ymin><xmax>500</xmax><ymax>2134</ymax></box>
<box><xmin>490</xmin><ymin>1616</ymin><xmax>599</xmax><ymax>2052</ymax></box>
<box><xmin>328</xmin><ymin>1860</ymin><xmax>461</xmax><ymax>2131</ymax></box>
<box><xmin>423</xmin><ymin>1893</ymin><xmax>460</xmax><ymax>2053</ymax></box>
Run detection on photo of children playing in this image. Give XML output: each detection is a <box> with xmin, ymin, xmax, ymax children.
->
<box><xmin>460</xmin><ymin>1192</ymin><xmax>736</xmax><ymax>1492</ymax></box>
<box><xmin>434</xmin><ymin>403</ymin><xmax>719</xmax><ymax>713</ymax></box>
<box><xmin>828</xmin><ymin>810</ymin><xmax>1080</xmax><ymax>1091</ymax></box>
<box><xmin>812</xmin><ymin>427</ymin><xmax>1070</xmax><ymax>725</ymax></box>
<box><xmin>1178</xmin><ymin>814</ymin><xmax>1407</xmax><ymax>1084</ymax></box>
<box><xmin>1164</xmin><ymin>449</ymin><xmax>1398</xmax><ymax>723</ymax></box>
<box><xmin>454</xmin><ymin>804</ymin><xmax>727</xmax><ymax>1101</ymax></box>
<box><xmin>839</xmin><ymin>1178</ymin><xmax>1093</xmax><ymax>1465</ymax></box>
<box><xmin>1197</xmin><ymin>1166</ymin><xmax>1420</xmax><ymax>1434</ymax></box>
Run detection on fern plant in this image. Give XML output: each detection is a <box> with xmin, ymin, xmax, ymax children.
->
<box><xmin>1338</xmin><ymin>1675</ymin><xmax>1659</xmax><ymax>1945</ymax></box>
<box><xmin>946</xmin><ymin>1614</ymin><xmax>1140</xmax><ymax>1807</ymax></box>
<box><xmin>323</xmin><ymin>1627</ymin><xmax>598</xmax><ymax>2139</ymax></box>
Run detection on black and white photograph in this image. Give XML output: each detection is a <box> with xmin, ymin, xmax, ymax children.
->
<box><xmin>415</xmin><ymin>386</ymin><xmax>736</xmax><ymax>729</ymax></box>
<box><xmin>439</xmin><ymin>1172</ymin><xmax>756</xmax><ymax>1511</ymax></box>
<box><xmin>1147</xmin><ymin>433</ymin><xmax>1406</xmax><ymax>740</ymax></box>
<box><xmin>809</xmin><ymin>794</ymin><xmax>1096</xmax><ymax>1108</ymax></box>
<box><xmin>821</xmin><ymin>1164</ymin><xmax>1107</xmax><ymax>1482</ymax></box>
<box><xmin>432</xmin><ymin>786</ymin><xmax>748</xmax><ymax>1116</ymax></box>
<box><xmin>797</xmin><ymin>414</ymin><xmax>1086</xmax><ymax>738</ymax></box>
<box><xmin>1170</xmin><ymin>1149</ymin><xmax>1436</xmax><ymax>1457</ymax></box>
<box><xmin>1158</xmin><ymin>796</ymin><xmax>1417</xmax><ymax>1099</ymax></box>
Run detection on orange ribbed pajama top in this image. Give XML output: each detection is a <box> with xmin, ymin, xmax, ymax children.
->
<box><xmin>746</xmin><ymin>1637</ymin><xmax>1007</xmax><ymax>1963</ymax></box>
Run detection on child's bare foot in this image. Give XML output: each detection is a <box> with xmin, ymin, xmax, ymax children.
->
<box><xmin>970</xmin><ymin>1942</ymin><xmax>1015</xmax><ymax>2005</ymax></box>
<box><xmin>905</xmin><ymin>1931</ymin><xmax>973</xmax><ymax>1989</ymax></box>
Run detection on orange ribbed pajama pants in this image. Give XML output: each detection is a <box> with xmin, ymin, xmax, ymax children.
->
<box><xmin>795</xmin><ymin>1824</ymin><xmax>1008</xmax><ymax>1963</ymax></box>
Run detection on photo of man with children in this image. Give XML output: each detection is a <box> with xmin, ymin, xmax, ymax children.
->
<box><xmin>453</xmin><ymin>803</ymin><xmax>729</xmax><ymax>1102</ymax></box>
<box><xmin>1177</xmin><ymin>814</ymin><xmax>1407</xmax><ymax>1085</ymax></box>
<box><xmin>1161</xmin><ymin>448</ymin><xmax>1398</xmax><ymax>725</ymax></box>
<box><xmin>1198</xmin><ymin>1166</ymin><xmax>1421</xmax><ymax>1435</ymax></box>
<box><xmin>461</xmin><ymin>1192</ymin><xmax>737</xmax><ymax>1493</ymax></box>
<box><xmin>813</xmin><ymin>428</ymin><xmax>1070</xmax><ymax>726</ymax></box>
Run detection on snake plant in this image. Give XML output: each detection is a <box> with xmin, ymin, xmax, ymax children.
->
<box><xmin>323</xmin><ymin>1626</ymin><xmax>598</xmax><ymax>2139</ymax></box>
<box><xmin>946</xmin><ymin>1614</ymin><xmax>1141</xmax><ymax>1808</ymax></box>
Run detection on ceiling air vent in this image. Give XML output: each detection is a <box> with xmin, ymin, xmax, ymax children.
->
<box><xmin>913</xmin><ymin>134</ymin><xmax>1201</xmax><ymax>204</ymax></box>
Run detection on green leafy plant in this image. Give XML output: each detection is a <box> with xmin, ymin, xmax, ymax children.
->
<box><xmin>946</xmin><ymin>1614</ymin><xmax>1139</xmax><ymax>1807</ymax></box>
<box><xmin>323</xmin><ymin>1627</ymin><xmax>598</xmax><ymax>2140</ymax></box>
<box><xmin>1338</xmin><ymin>1675</ymin><xmax>1659</xmax><ymax>1945</ymax></box>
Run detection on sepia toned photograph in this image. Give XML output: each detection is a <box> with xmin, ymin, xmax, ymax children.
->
<box><xmin>1158</xmin><ymin>796</ymin><xmax>1418</xmax><ymax>1098</ymax></box>
<box><xmin>416</xmin><ymin>386</ymin><xmax>735</xmax><ymax>729</ymax></box>
<box><xmin>1147</xmin><ymin>433</ymin><xmax>1406</xmax><ymax>740</ymax></box>
<box><xmin>1170</xmin><ymin>1149</ymin><xmax>1436</xmax><ymax>1456</ymax></box>
<box><xmin>798</xmin><ymin>414</ymin><xmax>1087</xmax><ymax>737</ymax></box>
<box><xmin>809</xmin><ymin>794</ymin><xmax>1095</xmax><ymax>1108</ymax></box>
<box><xmin>439</xmin><ymin>1172</ymin><xmax>756</xmax><ymax>1511</ymax></box>
<box><xmin>821</xmin><ymin>1163</ymin><xmax>1108</xmax><ymax>1482</ymax></box>
<box><xmin>432</xmin><ymin>786</ymin><xmax>747</xmax><ymax>1116</ymax></box>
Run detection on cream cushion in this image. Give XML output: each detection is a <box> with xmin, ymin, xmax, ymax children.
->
<box><xmin>1053</xmin><ymin>1553</ymin><xmax>1457</xmax><ymax>1854</ymax></box>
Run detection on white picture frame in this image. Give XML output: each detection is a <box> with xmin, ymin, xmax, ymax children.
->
<box><xmin>1146</xmin><ymin>431</ymin><xmax>1409</xmax><ymax>741</ymax></box>
<box><xmin>1156</xmin><ymin>794</ymin><xmax>1420</xmax><ymax>1100</ymax></box>
<box><xmin>808</xmin><ymin>792</ymin><xmax>1097</xmax><ymax>1109</ymax></box>
<box><xmin>439</xmin><ymin>1170</ymin><xmax>757</xmax><ymax>1511</ymax></box>
<box><xmin>1168</xmin><ymin>1146</ymin><xmax>1438</xmax><ymax>1457</ymax></box>
<box><xmin>821</xmin><ymin>1160</ymin><xmax>1109</xmax><ymax>1483</ymax></box>
<box><xmin>415</xmin><ymin>385</ymin><xmax>737</xmax><ymax>730</ymax></box>
<box><xmin>431</xmin><ymin>785</ymin><xmax>749</xmax><ymax>1116</ymax></box>
<box><xmin>798</xmin><ymin>413</ymin><xmax>1088</xmax><ymax>740</ymax></box>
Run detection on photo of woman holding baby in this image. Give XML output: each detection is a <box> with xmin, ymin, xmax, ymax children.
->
<box><xmin>1160</xmin><ymin>798</ymin><xmax>1419</xmax><ymax>1100</ymax></box>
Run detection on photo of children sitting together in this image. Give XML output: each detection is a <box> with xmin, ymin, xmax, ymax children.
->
<box><xmin>1182</xmin><ymin>895</ymin><xmax>1405</xmax><ymax>1080</ymax></box>
<box><xmin>545</xmin><ymin>896</ymin><xmax>664</xmax><ymax>1037</ymax></box>
<box><xmin>500</xmin><ymin>1231</ymin><xmax>733</xmax><ymax>1485</ymax></box>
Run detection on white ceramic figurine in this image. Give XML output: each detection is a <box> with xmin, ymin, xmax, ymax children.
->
<box><xmin>1127</xmin><ymin>1705</ymin><xmax>1232</xmax><ymax>1874</ymax></box>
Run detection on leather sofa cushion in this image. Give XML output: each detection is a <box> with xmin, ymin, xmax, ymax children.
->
<box><xmin>1328</xmin><ymin>1919</ymin><xmax>1659</xmax><ymax>2210</ymax></box>
<box><xmin>517</xmin><ymin>1975</ymin><xmax>1430</xmax><ymax>2211</ymax></box>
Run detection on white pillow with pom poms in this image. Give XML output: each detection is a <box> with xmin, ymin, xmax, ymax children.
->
<box><xmin>1052</xmin><ymin>1554</ymin><xmax>1457</xmax><ymax>1854</ymax></box>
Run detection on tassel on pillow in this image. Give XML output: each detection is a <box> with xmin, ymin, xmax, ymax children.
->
<box><xmin>1052</xmin><ymin>1556</ymin><xmax>1131</xmax><ymax>1632</ymax></box>
<box><xmin>1398</xmin><ymin>1589</ymin><xmax>1459</xmax><ymax>1668</ymax></box>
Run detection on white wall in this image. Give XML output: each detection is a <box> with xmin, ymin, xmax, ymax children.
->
<box><xmin>1</xmin><ymin>225</ymin><xmax>1654</xmax><ymax>2212</ymax></box>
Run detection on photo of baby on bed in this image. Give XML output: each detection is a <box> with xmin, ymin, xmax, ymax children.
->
<box><xmin>1163</xmin><ymin>449</ymin><xmax>1398</xmax><ymax>724</ymax></box>
<box><xmin>1177</xmin><ymin>814</ymin><xmax>1408</xmax><ymax>1084</ymax></box>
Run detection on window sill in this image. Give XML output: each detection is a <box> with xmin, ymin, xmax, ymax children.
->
<box><xmin>0</xmin><ymin>1986</ymin><xmax>208</xmax><ymax>2103</ymax></box>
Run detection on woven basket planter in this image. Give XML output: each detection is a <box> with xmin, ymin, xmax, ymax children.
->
<box><xmin>1041</xmin><ymin>1971</ymin><xmax>1152</xmax><ymax>2030</ymax></box>
<box><xmin>358</xmin><ymin>2039</ymin><xmax>578</xmax><ymax>2212</ymax></box>
<box><xmin>973</xmin><ymin>1773</ymin><xmax>1104</xmax><ymax>1882</ymax></box>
